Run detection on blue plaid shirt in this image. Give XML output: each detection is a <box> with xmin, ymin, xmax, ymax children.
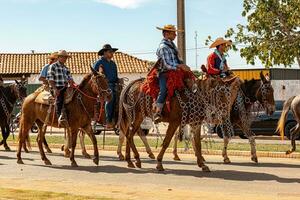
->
<box><xmin>156</xmin><ymin>39</ymin><xmax>182</xmax><ymax>72</ymax></box>
<box><xmin>47</xmin><ymin>61</ymin><xmax>73</xmax><ymax>88</ymax></box>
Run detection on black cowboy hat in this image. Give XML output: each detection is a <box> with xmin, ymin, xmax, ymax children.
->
<box><xmin>98</xmin><ymin>44</ymin><xmax>118</xmax><ymax>56</ymax></box>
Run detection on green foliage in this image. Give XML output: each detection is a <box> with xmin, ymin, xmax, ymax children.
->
<box><xmin>192</xmin><ymin>70</ymin><xmax>202</xmax><ymax>77</ymax></box>
<box><xmin>209</xmin><ymin>0</ymin><xmax>300</xmax><ymax>68</ymax></box>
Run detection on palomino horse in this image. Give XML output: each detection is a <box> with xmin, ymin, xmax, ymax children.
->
<box><xmin>0</xmin><ymin>79</ymin><xmax>27</xmax><ymax>151</ymax></box>
<box><xmin>118</xmin><ymin>76</ymin><xmax>241</xmax><ymax>171</ymax></box>
<box><xmin>277</xmin><ymin>95</ymin><xmax>300</xmax><ymax>154</ymax></box>
<box><xmin>17</xmin><ymin>68</ymin><xmax>111</xmax><ymax>167</ymax></box>
<box><xmin>172</xmin><ymin>72</ymin><xmax>275</xmax><ymax>163</ymax></box>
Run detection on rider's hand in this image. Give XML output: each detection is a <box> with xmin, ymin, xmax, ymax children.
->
<box><xmin>178</xmin><ymin>64</ymin><xmax>190</xmax><ymax>71</ymax></box>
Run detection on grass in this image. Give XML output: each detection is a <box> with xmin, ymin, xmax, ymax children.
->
<box><xmin>0</xmin><ymin>188</ymin><xmax>116</xmax><ymax>200</ymax></box>
<box><xmin>3</xmin><ymin>134</ymin><xmax>300</xmax><ymax>153</ymax></box>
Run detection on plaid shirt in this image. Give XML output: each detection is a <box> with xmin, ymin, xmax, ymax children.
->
<box><xmin>47</xmin><ymin>61</ymin><xmax>73</xmax><ymax>88</ymax></box>
<box><xmin>156</xmin><ymin>39</ymin><xmax>182</xmax><ymax>72</ymax></box>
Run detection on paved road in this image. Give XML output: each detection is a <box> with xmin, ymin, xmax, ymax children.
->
<box><xmin>0</xmin><ymin>148</ymin><xmax>300</xmax><ymax>200</ymax></box>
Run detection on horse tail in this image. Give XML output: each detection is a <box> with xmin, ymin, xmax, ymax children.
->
<box><xmin>276</xmin><ymin>96</ymin><xmax>296</xmax><ymax>140</ymax></box>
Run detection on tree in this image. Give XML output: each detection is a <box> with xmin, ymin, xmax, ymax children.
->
<box><xmin>214</xmin><ymin>0</ymin><xmax>300</xmax><ymax>68</ymax></box>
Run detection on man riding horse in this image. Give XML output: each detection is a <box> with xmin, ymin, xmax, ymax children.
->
<box><xmin>154</xmin><ymin>24</ymin><xmax>191</xmax><ymax>123</ymax></box>
<box><xmin>93</xmin><ymin>44</ymin><xmax>119</xmax><ymax>129</ymax></box>
<box><xmin>206</xmin><ymin>37</ymin><xmax>232</xmax><ymax>78</ymax></box>
<box><xmin>47</xmin><ymin>50</ymin><xmax>75</xmax><ymax>127</ymax></box>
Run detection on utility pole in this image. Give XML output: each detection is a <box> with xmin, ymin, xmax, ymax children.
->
<box><xmin>177</xmin><ymin>0</ymin><xmax>186</xmax><ymax>63</ymax></box>
<box><xmin>194</xmin><ymin>31</ymin><xmax>198</xmax><ymax>68</ymax></box>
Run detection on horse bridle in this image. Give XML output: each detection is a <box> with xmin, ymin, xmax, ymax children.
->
<box><xmin>257</xmin><ymin>82</ymin><xmax>273</xmax><ymax>107</ymax></box>
<box><xmin>91</xmin><ymin>74</ymin><xmax>112</xmax><ymax>101</ymax></box>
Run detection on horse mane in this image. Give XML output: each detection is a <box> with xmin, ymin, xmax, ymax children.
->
<box><xmin>241</xmin><ymin>78</ymin><xmax>261</xmax><ymax>102</ymax></box>
<box><xmin>78</xmin><ymin>73</ymin><xmax>93</xmax><ymax>90</ymax></box>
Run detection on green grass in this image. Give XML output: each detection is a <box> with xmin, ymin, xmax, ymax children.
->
<box><xmin>0</xmin><ymin>188</ymin><xmax>116</xmax><ymax>200</ymax></box>
<box><xmin>3</xmin><ymin>134</ymin><xmax>300</xmax><ymax>153</ymax></box>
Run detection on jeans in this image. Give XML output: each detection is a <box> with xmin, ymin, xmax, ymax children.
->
<box><xmin>55</xmin><ymin>86</ymin><xmax>67</xmax><ymax>118</ymax></box>
<box><xmin>156</xmin><ymin>72</ymin><xmax>167</xmax><ymax>108</ymax></box>
<box><xmin>105</xmin><ymin>83</ymin><xmax>117</xmax><ymax>123</ymax></box>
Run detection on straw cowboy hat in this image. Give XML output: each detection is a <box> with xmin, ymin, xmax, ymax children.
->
<box><xmin>57</xmin><ymin>50</ymin><xmax>72</xmax><ymax>58</ymax></box>
<box><xmin>48</xmin><ymin>52</ymin><xmax>58</xmax><ymax>59</ymax></box>
<box><xmin>209</xmin><ymin>37</ymin><xmax>232</xmax><ymax>49</ymax></box>
<box><xmin>98</xmin><ymin>44</ymin><xmax>118</xmax><ymax>56</ymax></box>
<box><xmin>156</xmin><ymin>24</ymin><xmax>183</xmax><ymax>32</ymax></box>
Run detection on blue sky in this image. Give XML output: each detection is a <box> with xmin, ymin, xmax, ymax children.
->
<box><xmin>0</xmin><ymin>0</ymin><xmax>265</xmax><ymax>69</ymax></box>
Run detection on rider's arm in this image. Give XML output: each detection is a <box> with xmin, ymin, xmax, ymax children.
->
<box><xmin>207</xmin><ymin>53</ymin><xmax>220</xmax><ymax>75</ymax></box>
<box><xmin>93</xmin><ymin>60</ymin><xmax>104</xmax><ymax>73</ymax></box>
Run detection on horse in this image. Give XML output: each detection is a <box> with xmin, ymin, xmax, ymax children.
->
<box><xmin>277</xmin><ymin>95</ymin><xmax>300</xmax><ymax>154</ymax></box>
<box><xmin>118</xmin><ymin>76</ymin><xmax>241</xmax><ymax>172</ymax></box>
<box><xmin>0</xmin><ymin>79</ymin><xmax>27</xmax><ymax>151</ymax></box>
<box><xmin>172</xmin><ymin>72</ymin><xmax>275</xmax><ymax>163</ymax></box>
<box><xmin>17</xmin><ymin>68</ymin><xmax>111</xmax><ymax>167</ymax></box>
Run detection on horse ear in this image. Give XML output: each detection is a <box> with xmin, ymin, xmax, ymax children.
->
<box><xmin>15</xmin><ymin>79</ymin><xmax>20</xmax><ymax>84</ymax></box>
<box><xmin>260</xmin><ymin>71</ymin><xmax>268</xmax><ymax>83</ymax></box>
<box><xmin>90</xmin><ymin>67</ymin><xmax>98</xmax><ymax>76</ymax></box>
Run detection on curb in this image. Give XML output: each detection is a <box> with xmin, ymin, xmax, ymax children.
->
<box><xmin>7</xmin><ymin>142</ymin><xmax>300</xmax><ymax>159</ymax></box>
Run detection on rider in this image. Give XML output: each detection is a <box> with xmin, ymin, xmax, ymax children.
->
<box><xmin>47</xmin><ymin>50</ymin><xmax>74</xmax><ymax>126</ymax></box>
<box><xmin>154</xmin><ymin>24</ymin><xmax>190</xmax><ymax>123</ymax></box>
<box><xmin>207</xmin><ymin>37</ymin><xmax>232</xmax><ymax>78</ymax></box>
<box><xmin>93</xmin><ymin>44</ymin><xmax>119</xmax><ymax>129</ymax></box>
<box><xmin>39</xmin><ymin>52</ymin><xmax>58</xmax><ymax>85</ymax></box>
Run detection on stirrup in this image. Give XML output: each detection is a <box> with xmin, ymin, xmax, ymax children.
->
<box><xmin>153</xmin><ymin>112</ymin><xmax>162</xmax><ymax>124</ymax></box>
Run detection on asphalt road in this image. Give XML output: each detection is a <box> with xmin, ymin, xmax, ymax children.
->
<box><xmin>0</xmin><ymin>148</ymin><xmax>300</xmax><ymax>200</ymax></box>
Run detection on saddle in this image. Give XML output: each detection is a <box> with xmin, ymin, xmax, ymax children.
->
<box><xmin>35</xmin><ymin>87</ymin><xmax>75</xmax><ymax>105</ymax></box>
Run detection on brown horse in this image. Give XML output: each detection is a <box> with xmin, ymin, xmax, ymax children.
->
<box><xmin>118</xmin><ymin>76</ymin><xmax>241</xmax><ymax>172</ymax></box>
<box><xmin>172</xmin><ymin>72</ymin><xmax>275</xmax><ymax>163</ymax></box>
<box><xmin>277</xmin><ymin>95</ymin><xmax>300</xmax><ymax>154</ymax></box>
<box><xmin>17</xmin><ymin>68</ymin><xmax>111</xmax><ymax>167</ymax></box>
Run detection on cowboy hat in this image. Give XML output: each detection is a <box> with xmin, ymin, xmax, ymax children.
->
<box><xmin>156</xmin><ymin>24</ymin><xmax>183</xmax><ymax>32</ymax></box>
<box><xmin>48</xmin><ymin>52</ymin><xmax>58</xmax><ymax>60</ymax></box>
<box><xmin>209</xmin><ymin>37</ymin><xmax>232</xmax><ymax>49</ymax></box>
<box><xmin>98</xmin><ymin>44</ymin><xmax>118</xmax><ymax>56</ymax></box>
<box><xmin>57</xmin><ymin>50</ymin><xmax>72</xmax><ymax>58</ymax></box>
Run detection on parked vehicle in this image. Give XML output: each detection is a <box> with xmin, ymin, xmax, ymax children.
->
<box><xmin>9</xmin><ymin>112</ymin><xmax>38</xmax><ymax>134</ymax></box>
<box><xmin>214</xmin><ymin>101</ymin><xmax>298</xmax><ymax>139</ymax></box>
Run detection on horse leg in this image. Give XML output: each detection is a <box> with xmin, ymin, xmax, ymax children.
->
<box><xmin>63</xmin><ymin>128</ymin><xmax>71</xmax><ymax>157</ymax></box>
<box><xmin>0</xmin><ymin>126</ymin><xmax>4</xmax><ymax>146</ymax></box>
<box><xmin>43</xmin><ymin>137</ymin><xmax>52</xmax><ymax>154</ymax></box>
<box><xmin>156</xmin><ymin>122</ymin><xmax>180</xmax><ymax>171</ymax></box>
<box><xmin>286</xmin><ymin>124</ymin><xmax>300</xmax><ymax>154</ymax></box>
<box><xmin>82</xmin><ymin>126</ymin><xmax>99</xmax><ymax>165</ymax></box>
<box><xmin>138</xmin><ymin>128</ymin><xmax>155</xmax><ymax>159</ymax></box>
<box><xmin>70</xmin><ymin>129</ymin><xmax>79</xmax><ymax>167</ymax></box>
<box><xmin>127</xmin><ymin>124</ymin><xmax>142</xmax><ymax>168</ymax></box>
<box><xmin>125</xmin><ymin>138</ymin><xmax>135</xmax><ymax>168</ymax></box>
<box><xmin>36</xmin><ymin>121</ymin><xmax>51</xmax><ymax>165</ymax></box>
<box><xmin>117</xmin><ymin>131</ymin><xmax>126</xmax><ymax>161</ymax></box>
<box><xmin>172</xmin><ymin>130</ymin><xmax>181</xmax><ymax>161</ymax></box>
<box><xmin>222</xmin><ymin>136</ymin><xmax>231</xmax><ymax>164</ymax></box>
<box><xmin>79</xmin><ymin>129</ymin><xmax>91</xmax><ymax>159</ymax></box>
<box><xmin>248</xmin><ymin>136</ymin><xmax>258</xmax><ymax>163</ymax></box>
<box><xmin>3</xmin><ymin>125</ymin><xmax>11</xmax><ymax>151</ymax></box>
<box><xmin>192</xmin><ymin>125</ymin><xmax>210</xmax><ymax>172</ymax></box>
<box><xmin>17</xmin><ymin>117</ymin><xmax>34</xmax><ymax>164</ymax></box>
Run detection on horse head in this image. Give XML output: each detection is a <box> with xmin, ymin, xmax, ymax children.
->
<box><xmin>256</xmin><ymin>71</ymin><xmax>275</xmax><ymax>115</ymax></box>
<box><xmin>90</xmin><ymin>67</ymin><xmax>112</xmax><ymax>102</ymax></box>
<box><xmin>13</xmin><ymin>76</ymin><xmax>27</xmax><ymax>100</ymax></box>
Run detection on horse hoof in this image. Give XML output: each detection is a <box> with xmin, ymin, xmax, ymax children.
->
<box><xmin>93</xmin><ymin>158</ymin><xmax>99</xmax><ymax>166</ymax></box>
<box><xmin>44</xmin><ymin>159</ymin><xmax>52</xmax><ymax>166</ymax></box>
<box><xmin>24</xmin><ymin>149</ymin><xmax>29</xmax><ymax>153</ymax></box>
<box><xmin>4</xmin><ymin>147</ymin><xmax>11</xmax><ymax>152</ymax></box>
<box><xmin>17</xmin><ymin>159</ymin><xmax>24</xmax><ymax>164</ymax></box>
<box><xmin>173</xmin><ymin>155</ymin><xmax>181</xmax><ymax>161</ymax></box>
<box><xmin>83</xmin><ymin>152</ymin><xmax>91</xmax><ymax>159</ymax></box>
<box><xmin>156</xmin><ymin>163</ymin><xmax>164</xmax><ymax>171</ymax></box>
<box><xmin>46</xmin><ymin>148</ymin><xmax>52</xmax><ymax>154</ymax></box>
<box><xmin>64</xmin><ymin>151</ymin><xmax>70</xmax><ymax>158</ymax></box>
<box><xmin>223</xmin><ymin>158</ymin><xmax>231</xmax><ymax>164</ymax></box>
<box><xmin>135</xmin><ymin>161</ymin><xmax>142</xmax><ymax>168</ymax></box>
<box><xmin>251</xmin><ymin>157</ymin><xmax>258</xmax><ymax>163</ymax></box>
<box><xmin>71</xmin><ymin>161</ymin><xmax>78</xmax><ymax>167</ymax></box>
<box><xmin>127</xmin><ymin>162</ymin><xmax>135</xmax><ymax>168</ymax></box>
<box><xmin>118</xmin><ymin>154</ymin><xmax>125</xmax><ymax>161</ymax></box>
<box><xmin>148</xmin><ymin>153</ymin><xmax>155</xmax><ymax>160</ymax></box>
<box><xmin>286</xmin><ymin>150</ymin><xmax>293</xmax><ymax>155</ymax></box>
<box><xmin>202</xmin><ymin>165</ymin><xmax>211</xmax><ymax>172</ymax></box>
<box><xmin>201</xmin><ymin>156</ymin><xmax>206</xmax><ymax>162</ymax></box>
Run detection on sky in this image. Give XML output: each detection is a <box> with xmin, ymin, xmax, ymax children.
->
<box><xmin>0</xmin><ymin>0</ymin><xmax>271</xmax><ymax>69</ymax></box>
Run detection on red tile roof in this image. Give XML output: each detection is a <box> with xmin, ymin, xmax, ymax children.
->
<box><xmin>0</xmin><ymin>52</ymin><xmax>151</xmax><ymax>75</ymax></box>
